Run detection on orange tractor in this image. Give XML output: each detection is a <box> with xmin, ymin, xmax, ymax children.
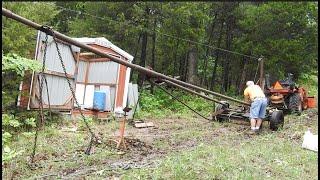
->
<box><xmin>264</xmin><ymin>73</ymin><xmax>315</xmax><ymax>115</ymax></box>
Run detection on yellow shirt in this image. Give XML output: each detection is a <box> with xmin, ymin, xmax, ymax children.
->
<box><xmin>244</xmin><ymin>85</ymin><xmax>265</xmax><ymax>102</ymax></box>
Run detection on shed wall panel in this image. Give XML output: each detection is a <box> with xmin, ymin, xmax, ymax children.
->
<box><xmin>30</xmin><ymin>31</ymin><xmax>77</xmax><ymax>110</ymax></box>
<box><xmin>39</xmin><ymin>43</ymin><xmax>75</xmax><ymax>74</ymax></box>
<box><xmin>87</xmin><ymin>61</ymin><xmax>119</xmax><ymax>84</ymax></box>
<box><xmin>77</xmin><ymin>61</ymin><xmax>87</xmax><ymax>83</ymax></box>
<box><xmin>41</xmin><ymin>75</ymin><xmax>73</xmax><ymax>105</ymax></box>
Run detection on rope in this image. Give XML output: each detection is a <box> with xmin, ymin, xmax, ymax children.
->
<box><xmin>52</xmin><ymin>4</ymin><xmax>261</xmax><ymax>60</ymax></box>
<box><xmin>149</xmin><ymin>80</ymin><xmax>211</xmax><ymax>121</ymax></box>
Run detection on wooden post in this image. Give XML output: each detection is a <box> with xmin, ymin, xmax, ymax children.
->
<box><xmin>116</xmin><ymin>117</ymin><xmax>126</xmax><ymax>149</ymax></box>
<box><xmin>259</xmin><ymin>57</ymin><xmax>264</xmax><ymax>90</ymax></box>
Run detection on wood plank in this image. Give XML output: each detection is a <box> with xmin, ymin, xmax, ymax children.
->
<box><xmin>115</xmin><ymin>65</ymin><xmax>127</xmax><ymax>108</ymax></box>
<box><xmin>88</xmin><ymin>58</ymin><xmax>111</xmax><ymax>62</ymax></box>
<box><xmin>134</xmin><ymin>122</ymin><xmax>154</xmax><ymax>128</ymax></box>
<box><xmin>76</xmin><ymin>82</ymin><xmax>116</xmax><ymax>86</ymax></box>
<box><xmin>63</xmin><ymin>95</ymin><xmax>73</xmax><ymax>106</ymax></box>
<box><xmin>43</xmin><ymin>70</ymin><xmax>74</xmax><ymax>79</ymax></box>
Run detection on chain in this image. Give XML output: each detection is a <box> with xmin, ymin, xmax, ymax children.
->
<box><xmin>30</xmin><ymin>33</ymin><xmax>49</xmax><ymax>163</ymax></box>
<box><xmin>52</xmin><ymin>37</ymin><xmax>96</xmax><ymax>155</ymax></box>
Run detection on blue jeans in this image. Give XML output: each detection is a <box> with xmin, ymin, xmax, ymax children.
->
<box><xmin>250</xmin><ymin>98</ymin><xmax>268</xmax><ymax>119</ymax></box>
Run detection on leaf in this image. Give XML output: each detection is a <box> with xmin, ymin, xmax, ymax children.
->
<box><xmin>4</xmin><ymin>146</ymin><xmax>11</xmax><ymax>153</ymax></box>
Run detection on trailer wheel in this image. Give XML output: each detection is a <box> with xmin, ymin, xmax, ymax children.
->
<box><xmin>269</xmin><ymin>110</ymin><xmax>284</xmax><ymax>131</ymax></box>
<box><xmin>213</xmin><ymin>104</ymin><xmax>223</xmax><ymax>122</ymax></box>
<box><xmin>289</xmin><ymin>93</ymin><xmax>302</xmax><ymax>115</ymax></box>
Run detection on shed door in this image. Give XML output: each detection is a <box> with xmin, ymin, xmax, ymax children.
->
<box><xmin>29</xmin><ymin>31</ymin><xmax>79</xmax><ymax>110</ymax></box>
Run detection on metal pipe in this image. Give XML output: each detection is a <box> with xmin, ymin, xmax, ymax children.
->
<box><xmin>2</xmin><ymin>8</ymin><xmax>250</xmax><ymax>106</ymax></box>
<box><xmin>161</xmin><ymin>79</ymin><xmax>223</xmax><ymax>105</ymax></box>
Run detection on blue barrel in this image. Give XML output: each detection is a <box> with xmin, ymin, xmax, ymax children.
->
<box><xmin>93</xmin><ymin>91</ymin><xmax>106</xmax><ymax>111</ymax></box>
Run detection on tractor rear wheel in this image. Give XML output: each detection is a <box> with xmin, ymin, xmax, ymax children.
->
<box><xmin>289</xmin><ymin>93</ymin><xmax>302</xmax><ymax>115</ymax></box>
<box><xmin>269</xmin><ymin>110</ymin><xmax>284</xmax><ymax>131</ymax></box>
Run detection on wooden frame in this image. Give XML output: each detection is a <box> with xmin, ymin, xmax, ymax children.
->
<box><xmin>29</xmin><ymin>35</ymin><xmax>79</xmax><ymax>110</ymax></box>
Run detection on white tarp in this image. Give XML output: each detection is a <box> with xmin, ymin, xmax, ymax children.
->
<box><xmin>75</xmin><ymin>83</ymin><xmax>85</xmax><ymax>106</ymax></box>
<box><xmin>302</xmin><ymin>129</ymin><xmax>318</xmax><ymax>152</ymax></box>
<box><xmin>100</xmin><ymin>85</ymin><xmax>112</xmax><ymax>111</ymax></box>
<box><xmin>83</xmin><ymin>85</ymin><xmax>94</xmax><ymax>109</ymax></box>
<box><xmin>127</xmin><ymin>83</ymin><xmax>139</xmax><ymax>119</ymax></box>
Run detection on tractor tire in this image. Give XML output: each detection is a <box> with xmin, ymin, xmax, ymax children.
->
<box><xmin>269</xmin><ymin>110</ymin><xmax>284</xmax><ymax>131</ymax></box>
<box><xmin>289</xmin><ymin>93</ymin><xmax>302</xmax><ymax>115</ymax></box>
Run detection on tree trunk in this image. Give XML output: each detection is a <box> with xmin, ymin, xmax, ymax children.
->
<box><xmin>138</xmin><ymin>31</ymin><xmax>148</xmax><ymax>86</ymax></box>
<box><xmin>222</xmin><ymin>16</ymin><xmax>233</xmax><ymax>93</ymax></box>
<box><xmin>173</xmin><ymin>40</ymin><xmax>180</xmax><ymax>76</ymax></box>
<box><xmin>150</xmin><ymin>18</ymin><xmax>156</xmax><ymax>94</ymax></box>
<box><xmin>129</xmin><ymin>33</ymin><xmax>142</xmax><ymax>83</ymax></box>
<box><xmin>201</xmin><ymin>13</ymin><xmax>217</xmax><ymax>86</ymax></box>
<box><xmin>183</xmin><ymin>51</ymin><xmax>189</xmax><ymax>82</ymax></box>
<box><xmin>186</xmin><ymin>45</ymin><xmax>199</xmax><ymax>85</ymax></box>
<box><xmin>210</xmin><ymin>20</ymin><xmax>224</xmax><ymax>90</ymax></box>
<box><xmin>238</xmin><ymin>57</ymin><xmax>248</xmax><ymax>95</ymax></box>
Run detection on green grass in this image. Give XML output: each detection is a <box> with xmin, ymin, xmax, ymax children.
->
<box><xmin>2</xmin><ymin>110</ymin><xmax>318</xmax><ymax>179</ymax></box>
<box><xmin>2</xmin><ymin>84</ymin><xmax>318</xmax><ymax>179</ymax></box>
<box><xmin>123</xmin><ymin>128</ymin><xmax>318</xmax><ymax>180</ymax></box>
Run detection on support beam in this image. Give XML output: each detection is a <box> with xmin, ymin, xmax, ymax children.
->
<box><xmin>2</xmin><ymin>8</ymin><xmax>250</xmax><ymax>106</ymax></box>
<box><xmin>161</xmin><ymin>79</ymin><xmax>224</xmax><ymax>105</ymax></box>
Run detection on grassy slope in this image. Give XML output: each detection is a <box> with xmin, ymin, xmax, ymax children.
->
<box><xmin>2</xmin><ymin>79</ymin><xmax>318</xmax><ymax>179</ymax></box>
<box><xmin>123</xmin><ymin>113</ymin><xmax>318</xmax><ymax>180</ymax></box>
<box><xmin>2</xmin><ymin>108</ymin><xmax>318</xmax><ymax>180</ymax></box>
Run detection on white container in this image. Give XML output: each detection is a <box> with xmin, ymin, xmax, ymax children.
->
<box><xmin>302</xmin><ymin>129</ymin><xmax>318</xmax><ymax>152</ymax></box>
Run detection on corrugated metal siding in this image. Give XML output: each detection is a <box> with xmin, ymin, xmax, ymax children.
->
<box><xmin>77</xmin><ymin>61</ymin><xmax>87</xmax><ymax>83</ymax></box>
<box><xmin>32</xmin><ymin>31</ymin><xmax>77</xmax><ymax>109</ymax></box>
<box><xmin>39</xmin><ymin>31</ymin><xmax>80</xmax><ymax>52</ymax></box>
<box><xmin>87</xmin><ymin>61</ymin><xmax>119</xmax><ymax>84</ymax></box>
<box><xmin>41</xmin><ymin>75</ymin><xmax>73</xmax><ymax>105</ymax></box>
<box><xmin>39</xmin><ymin>43</ymin><xmax>75</xmax><ymax>74</ymax></box>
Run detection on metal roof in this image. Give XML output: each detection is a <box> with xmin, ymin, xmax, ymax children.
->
<box><xmin>72</xmin><ymin>37</ymin><xmax>134</xmax><ymax>62</ymax></box>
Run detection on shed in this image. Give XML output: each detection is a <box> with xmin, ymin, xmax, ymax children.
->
<box><xmin>73</xmin><ymin>37</ymin><xmax>133</xmax><ymax>113</ymax></box>
<box><xmin>18</xmin><ymin>31</ymin><xmax>133</xmax><ymax>116</ymax></box>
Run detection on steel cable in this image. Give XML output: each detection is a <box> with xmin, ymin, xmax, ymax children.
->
<box><xmin>149</xmin><ymin>80</ymin><xmax>212</xmax><ymax>121</ymax></box>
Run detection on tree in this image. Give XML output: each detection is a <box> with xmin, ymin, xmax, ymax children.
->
<box><xmin>2</xmin><ymin>2</ymin><xmax>59</xmax><ymax>58</ymax></box>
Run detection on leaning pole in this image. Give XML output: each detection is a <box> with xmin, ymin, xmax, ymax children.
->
<box><xmin>2</xmin><ymin>8</ymin><xmax>250</xmax><ymax>106</ymax></box>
